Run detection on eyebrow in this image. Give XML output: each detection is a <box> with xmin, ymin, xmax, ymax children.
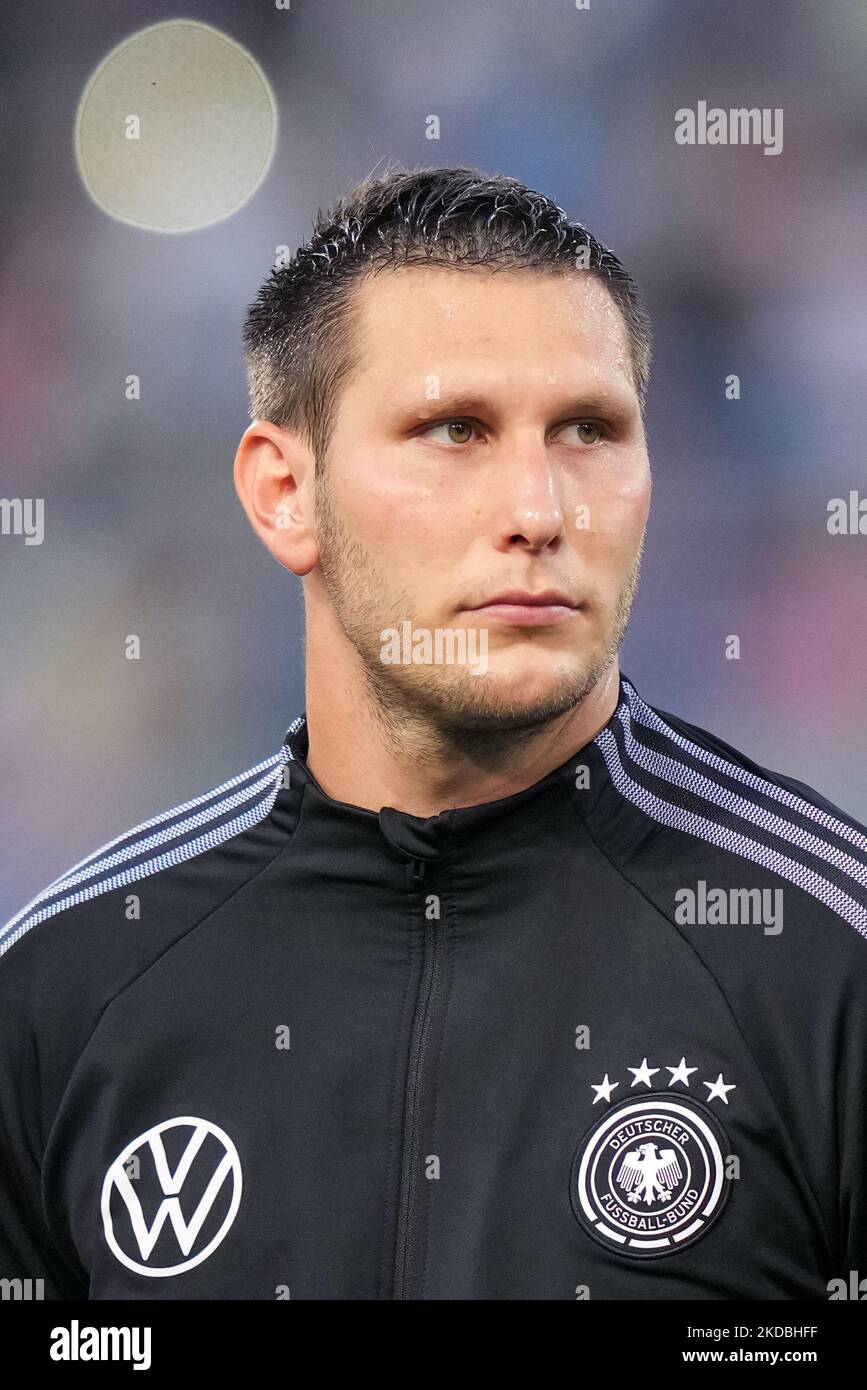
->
<box><xmin>395</xmin><ymin>388</ymin><xmax>638</xmax><ymax>424</ymax></box>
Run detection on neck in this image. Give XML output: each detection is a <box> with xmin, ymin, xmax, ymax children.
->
<box><xmin>302</xmin><ymin>636</ymin><xmax>622</xmax><ymax>818</ymax></box>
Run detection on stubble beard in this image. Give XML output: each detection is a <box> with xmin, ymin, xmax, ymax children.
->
<box><xmin>313</xmin><ymin>472</ymin><xmax>644</xmax><ymax>758</ymax></box>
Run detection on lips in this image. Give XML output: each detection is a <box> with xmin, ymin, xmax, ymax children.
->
<box><xmin>470</xmin><ymin>590</ymin><xmax>576</xmax><ymax>610</ymax></box>
<box><xmin>465</xmin><ymin>590</ymin><xmax>579</xmax><ymax>628</ymax></box>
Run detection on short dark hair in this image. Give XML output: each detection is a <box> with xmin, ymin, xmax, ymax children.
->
<box><xmin>242</xmin><ymin>164</ymin><xmax>652</xmax><ymax>463</ymax></box>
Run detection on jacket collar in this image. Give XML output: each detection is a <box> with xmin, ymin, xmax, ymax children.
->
<box><xmin>278</xmin><ymin>673</ymin><xmax>636</xmax><ymax>862</ymax></box>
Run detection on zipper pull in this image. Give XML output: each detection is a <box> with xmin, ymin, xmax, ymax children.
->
<box><xmin>408</xmin><ymin>858</ymin><xmax>426</xmax><ymax>888</ymax></box>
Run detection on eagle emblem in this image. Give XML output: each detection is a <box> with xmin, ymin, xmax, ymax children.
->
<box><xmin>570</xmin><ymin>1092</ymin><xmax>733</xmax><ymax>1258</ymax></box>
<box><xmin>617</xmin><ymin>1143</ymin><xmax>682</xmax><ymax>1205</ymax></box>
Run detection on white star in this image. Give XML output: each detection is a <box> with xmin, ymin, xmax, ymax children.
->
<box><xmin>590</xmin><ymin>1073</ymin><xmax>620</xmax><ymax>1105</ymax></box>
<box><xmin>703</xmin><ymin>1073</ymin><xmax>737</xmax><ymax>1104</ymax></box>
<box><xmin>667</xmin><ymin>1057</ymin><xmax>698</xmax><ymax>1088</ymax></box>
<box><xmin>627</xmin><ymin>1057</ymin><xmax>660</xmax><ymax>1088</ymax></box>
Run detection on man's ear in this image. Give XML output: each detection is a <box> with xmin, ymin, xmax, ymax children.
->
<box><xmin>233</xmin><ymin>420</ymin><xmax>319</xmax><ymax>577</ymax></box>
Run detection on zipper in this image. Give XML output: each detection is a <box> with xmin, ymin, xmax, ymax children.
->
<box><xmin>393</xmin><ymin>855</ymin><xmax>444</xmax><ymax>1299</ymax></box>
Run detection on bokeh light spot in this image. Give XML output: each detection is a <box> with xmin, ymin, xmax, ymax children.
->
<box><xmin>74</xmin><ymin>20</ymin><xmax>278</xmax><ymax>233</ymax></box>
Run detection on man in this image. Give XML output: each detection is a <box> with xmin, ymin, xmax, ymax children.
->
<box><xmin>1</xmin><ymin>166</ymin><xmax>865</xmax><ymax>1301</ymax></box>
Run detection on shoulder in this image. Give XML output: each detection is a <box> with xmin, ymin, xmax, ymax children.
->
<box><xmin>0</xmin><ymin>736</ymin><xmax>295</xmax><ymax>988</ymax></box>
<box><xmin>0</xmin><ymin>731</ymin><xmax>299</xmax><ymax>1144</ymax></box>
<box><xmin>593</xmin><ymin>676</ymin><xmax>867</xmax><ymax>946</ymax></box>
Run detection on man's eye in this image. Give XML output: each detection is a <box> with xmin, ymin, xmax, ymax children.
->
<box><xmin>565</xmin><ymin>421</ymin><xmax>604</xmax><ymax>445</ymax></box>
<box><xmin>421</xmin><ymin>420</ymin><xmax>605</xmax><ymax>446</ymax></box>
<box><xmin>424</xmin><ymin>420</ymin><xmax>476</xmax><ymax>445</ymax></box>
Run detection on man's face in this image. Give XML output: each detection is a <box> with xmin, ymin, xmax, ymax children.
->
<box><xmin>313</xmin><ymin>264</ymin><xmax>650</xmax><ymax>732</ymax></box>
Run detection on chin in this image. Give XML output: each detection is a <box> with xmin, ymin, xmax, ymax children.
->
<box><xmin>423</xmin><ymin>663</ymin><xmax>600</xmax><ymax>732</ymax></box>
<box><xmin>481</xmin><ymin>653</ymin><xmax>593</xmax><ymax>697</ymax></box>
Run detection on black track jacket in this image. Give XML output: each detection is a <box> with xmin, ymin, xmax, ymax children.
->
<box><xmin>1</xmin><ymin>673</ymin><xmax>866</xmax><ymax>1300</ymax></box>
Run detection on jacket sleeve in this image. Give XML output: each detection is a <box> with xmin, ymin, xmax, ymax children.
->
<box><xmin>838</xmin><ymin>957</ymin><xmax>867</xmax><ymax>1282</ymax></box>
<box><xmin>0</xmin><ymin>940</ymin><xmax>89</xmax><ymax>1299</ymax></box>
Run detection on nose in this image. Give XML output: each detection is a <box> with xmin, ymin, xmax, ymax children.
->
<box><xmin>496</xmin><ymin>447</ymin><xmax>566</xmax><ymax>552</ymax></box>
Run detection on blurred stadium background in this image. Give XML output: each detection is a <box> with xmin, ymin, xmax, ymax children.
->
<box><xmin>2</xmin><ymin>0</ymin><xmax>866</xmax><ymax>920</ymax></box>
